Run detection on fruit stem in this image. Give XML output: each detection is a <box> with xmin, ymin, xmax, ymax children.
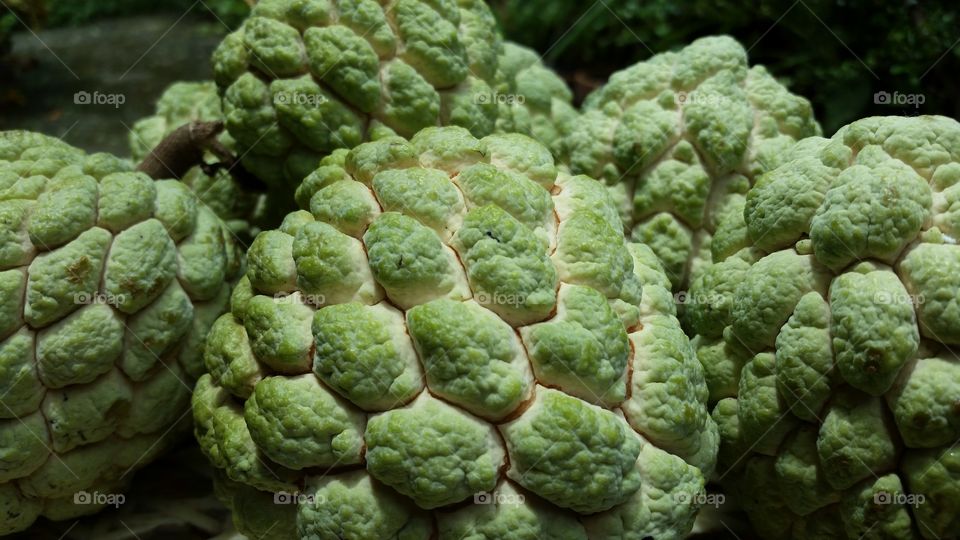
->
<box><xmin>136</xmin><ymin>120</ymin><xmax>265</xmax><ymax>192</ymax></box>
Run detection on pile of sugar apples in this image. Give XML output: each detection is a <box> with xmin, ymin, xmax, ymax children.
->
<box><xmin>2</xmin><ymin>0</ymin><xmax>957</xmax><ymax>539</ymax></box>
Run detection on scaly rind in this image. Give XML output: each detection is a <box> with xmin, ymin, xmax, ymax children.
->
<box><xmin>0</xmin><ymin>132</ymin><xmax>241</xmax><ymax>533</ymax></box>
<box><xmin>561</xmin><ymin>35</ymin><xmax>820</xmax><ymax>290</ymax></box>
<box><xmin>693</xmin><ymin>116</ymin><xmax>960</xmax><ymax>539</ymax></box>
<box><xmin>214</xmin><ymin>0</ymin><xmax>502</xmax><ymax>192</ymax></box>
<box><xmin>196</xmin><ymin>127</ymin><xmax>713</xmax><ymax>538</ymax></box>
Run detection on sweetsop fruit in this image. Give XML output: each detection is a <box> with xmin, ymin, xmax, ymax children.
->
<box><xmin>0</xmin><ymin>131</ymin><xmax>242</xmax><ymax>534</ymax></box>
<box><xmin>194</xmin><ymin>126</ymin><xmax>719</xmax><ymax>540</ymax></box>
<box><xmin>492</xmin><ymin>41</ymin><xmax>577</xmax><ymax>156</ymax></box>
<box><xmin>130</xmin><ymin>81</ymin><xmax>262</xmax><ymax>235</ymax></box>
<box><xmin>212</xmin><ymin>0</ymin><xmax>503</xmax><ymax>200</ymax></box>
<box><xmin>561</xmin><ymin>35</ymin><xmax>821</xmax><ymax>290</ymax></box>
<box><xmin>687</xmin><ymin>116</ymin><xmax>960</xmax><ymax>539</ymax></box>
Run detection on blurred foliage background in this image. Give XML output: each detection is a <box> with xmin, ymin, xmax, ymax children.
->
<box><xmin>1</xmin><ymin>0</ymin><xmax>247</xmax><ymax>59</ymax></box>
<box><xmin>3</xmin><ymin>0</ymin><xmax>959</xmax><ymax>135</ymax></box>
<box><xmin>1</xmin><ymin>0</ymin><xmax>250</xmax><ymax>29</ymax></box>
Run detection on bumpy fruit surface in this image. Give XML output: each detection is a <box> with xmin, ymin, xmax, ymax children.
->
<box><xmin>130</xmin><ymin>81</ymin><xmax>261</xmax><ymax>234</ymax></box>
<box><xmin>561</xmin><ymin>35</ymin><xmax>821</xmax><ymax>289</ymax></box>
<box><xmin>687</xmin><ymin>116</ymin><xmax>960</xmax><ymax>540</ymax></box>
<box><xmin>493</xmin><ymin>41</ymin><xmax>577</xmax><ymax>157</ymax></box>
<box><xmin>212</xmin><ymin>0</ymin><xmax>502</xmax><ymax>194</ymax></box>
<box><xmin>196</xmin><ymin>126</ymin><xmax>718</xmax><ymax>540</ymax></box>
<box><xmin>0</xmin><ymin>131</ymin><xmax>242</xmax><ymax>534</ymax></box>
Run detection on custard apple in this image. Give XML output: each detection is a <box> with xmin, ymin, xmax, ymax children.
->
<box><xmin>194</xmin><ymin>126</ymin><xmax>718</xmax><ymax>540</ymax></box>
<box><xmin>492</xmin><ymin>41</ymin><xmax>577</xmax><ymax>157</ymax></box>
<box><xmin>212</xmin><ymin>0</ymin><xmax>503</xmax><ymax>198</ymax></box>
<box><xmin>687</xmin><ymin>116</ymin><xmax>960</xmax><ymax>539</ymax></box>
<box><xmin>0</xmin><ymin>131</ymin><xmax>242</xmax><ymax>534</ymax></box>
<box><xmin>561</xmin><ymin>35</ymin><xmax>821</xmax><ymax>290</ymax></box>
<box><xmin>130</xmin><ymin>81</ymin><xmax>262</xmax><ymax>235</ymax></box>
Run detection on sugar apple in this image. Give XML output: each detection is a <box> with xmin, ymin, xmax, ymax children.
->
<box><xmin>130</xmin><ymin>81</ymin><xmax>262</xmax><ymax>235</ymax></box>
<box><xmin>492</xmin><ymin>41</ymin><xmax>577</xmax><ymax>157</ymax></box>
<box><xmin>194</xmin><ymin>126</ymin><xmax>719</xmax><ymax>540</ymax></box>
<box><xmin>687</xmin><ymin>116</ymin><xmax>960</xmax><ymax>539</ymax></box>
<box><xmin>0</xmin><ymin>131</ymin><xmax>242</xmax><ymax>534</ymax></box>
<box><xmin>212</xmin><ymin>0</ymin><xmax>503</xmax><ymax>198</ymax></box>
<box><xmin>560</xmin><ymin>35</ymin><xmax>821</xmax><ymax>290</ymax></box>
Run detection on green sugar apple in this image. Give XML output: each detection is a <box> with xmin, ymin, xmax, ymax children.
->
<box><xmin>194</xmin><ymin>126</ymin><xmax>719</xmax><ymax>540</ymax></box>
<box><xmin>130</xmin><ymin>81</ymin><xmax>262</xmax><ymax>235</ymax></box>
<box><xmin>561</xmin><ymin>35</ymin><xmax>821</xmax><ymax>290</ymax></box>
<box><xmin>212</xmin><ymin>0</ymin><xmax>503</xmax><ymax>200</ymax></box>
<box><xmin>492</xmin><ymin>41</ymin><xmax>577</xmax><ymax>157</ymax></box>
<box><xmin>0</xmin><ymin>131</ymin><xmax>242</xmax><ymax>534</ymax></box>
<box><xmin>686</xmin><ymin>116</ymin><xmax>960</xmax><ymax>539</ymax></box>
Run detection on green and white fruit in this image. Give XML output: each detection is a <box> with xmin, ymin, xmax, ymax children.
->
<box><xmin>493</xmin><ymin>41</ymin><xmax>577</xmax><ymax>157</ymax></box>
<box><xmin>0</xmin><ymin>131</ymin><xmax>242</xmax><ymax>534</ymax></box>
<box><xmin>687</xmin><ymin>116</ymin><xmax>960</xmax><ymax>540</ymax></box>
<box><xmin>196</xmin><ymin>126</ymin><xmax>718</xmax><ymax>540</ymax></box>
<box><xmin>561</xmin><ymin>35</ymin><xmax>821</xmax><ymax>290</ymax></box>
<box><xmin>212</xmin><ymin>0</ymin><xmax>503</xmax><ymax>195</ymax></box>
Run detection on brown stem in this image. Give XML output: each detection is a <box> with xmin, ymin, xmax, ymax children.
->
<box><xmin>136</xmin><ymin>120</ymin><xmax>265</xmax><ymax>192</ymax></box>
